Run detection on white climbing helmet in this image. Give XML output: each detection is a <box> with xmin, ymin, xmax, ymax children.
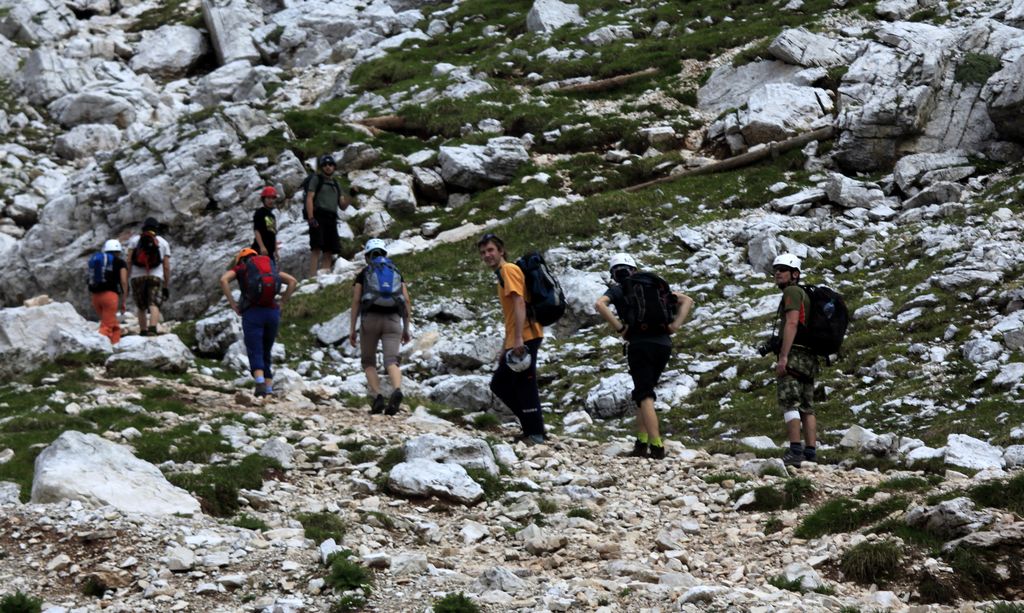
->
<box><xmin>608</xmin><ymin>253</ymin><xmax>637</xmax><ymax>272</ymax></box>
<box><xmin>103</xmin><ymin>239</ymin><xmax>123</xmax><ymax>253</ymax></box>
<box><xmin>772</xmin><ymin>253</ymin><xmax>801</xmax><ymax>273</ymax></box>
<box><xmin>364</xmin><ymin>238</ymin><xmax>387</xmax><ymax>257</ymax></box>
<box><xmin>505</xmin><ymin>349</ymin><xmax>532</xmax><ymax>373</ymax></box>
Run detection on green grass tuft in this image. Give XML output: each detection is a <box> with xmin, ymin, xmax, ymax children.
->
<box><xmin>954</xmin><ymin>53</ymin><xmax>1002</xmax><ymax>86</ymax></box>
<box><xmin>794</xmin><ymin>496</ymin><xmax>908</xmax><ymax>539</ymax></box>
<box><xmin>465</xmin><ymin>467</ymin><xmax>505</xmax><ymax>501</ymax></box>
<box><xmin>325</xmin><ymin>550</ymin><xmax>373</xmax><ymax>592</ymax></box>
<box><xmin>840</xmin><ymin>539</ymin><xmax>903</xmax><ymax>584</ymax></box>
<box><xmin>168</xmin><ymin>454</ymin><xmax>281</xmax><ymax>517</ymax></box>
<box><xmin>298</xmin><ymin>512</ymin><xmax>346</xmax><ymax>545</ymax></box>
<box><xmin>567</xmin><ymin>507</ymin><xmax>594</xmax><ymax>520</ymax></box>
<box><xmin>231</xmin><ymin>514</ymin><xmax>269</xmax><ymax>532</ymax></box>
<box><xmin>433</xmin><ymin>592</ymin><xmax>482</xmax><ymax>613</ymax></box>
<box><xmin>0</xmin><ymin>591</ymin><xmax>43</xmax><ymax>613</ymax></box>
<box><xmin>968</xmin><ymin>472</ymin><xmax>1024</xmax><ymax>515</ymax></box>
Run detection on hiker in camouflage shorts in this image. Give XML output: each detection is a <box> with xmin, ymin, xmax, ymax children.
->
<box><xmin>769</xmin><ymin>253</ymin><xmax>820</xmax><ymax>466</ymax></box>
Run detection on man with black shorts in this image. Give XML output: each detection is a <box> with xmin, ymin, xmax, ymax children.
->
<box><xmin>305</xmin><ymin>154</ymin><xmax>351</xmax><ymax>277</ymax></box>
<box><xmin>595</xmin><ymin>253</ymin><xmax>693</xmax><ymax>460</ymax></box>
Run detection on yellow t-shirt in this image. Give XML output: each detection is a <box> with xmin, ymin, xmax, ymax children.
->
<box><xmin>497</xmin><ymin>262</ymin><xmax>543</xmax><ymax>349</ymax></box>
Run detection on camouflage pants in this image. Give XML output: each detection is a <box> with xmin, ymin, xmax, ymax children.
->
<box><xmin>777</xmin><ymin>347</ymin><xmax>819</xmax><ymax>415</ymax></box>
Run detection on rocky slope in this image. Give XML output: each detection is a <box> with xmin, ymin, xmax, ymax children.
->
<box><xmin>2</xmin><ymin>0</ymin><xmax>1024</xmax><ymax>610</ymax></box>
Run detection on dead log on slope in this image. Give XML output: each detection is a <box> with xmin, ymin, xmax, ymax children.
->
<box><xmin>553</xmin><ymin>67</ymin><xmax>659</xmax><ymax>94</ymax></box>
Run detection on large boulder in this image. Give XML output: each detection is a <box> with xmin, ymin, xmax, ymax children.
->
<box><xmin>767</xmin><ymin>28</ymin><xmax>862</xmax><ymax>68</ymax></box>
<box><xmin>697</xmin><ymin>60</ymin><xmax>805</xmax><ymax>117</ymax></box>
<box><xmin>585</xmin><ymin>373</ymin><xmax>634</xmax><ymax>419</ymax></box>
<box><xmin>54</xmin><ymin>124</ymin><xmax>122</xmax><ymax>160</ymax></box>
<box><xmin>557</xmin><ymin>269</ymin><xmax>606</xmax><ymax>330</ymax></box>
<box><xmin>14</xmin><ymin>48</ymin><xmax>96</xmax><ymax>105</ymax></box>
<box><xmin>893</xmin><ymin>150</ymin><xmax>970</xmax><ymax>193</ymax></box>
<box><xmin>201</xmin><ymin>0</ymin><xmax>263</xmax><ymax>66</ymax></box>
<box><xmin>387</xmin><ymin>459</ymin><xmax>485</xmax><ymax>505</ymax></box>
<box><xmin>0</xmin><ymin>301</ymin><xmax>110</xmax><ymax>377</ymax></box>
<box><xmin>427</xmin><ymin>374</ymin><xmax>499</xmax><ymax>412</ymax></box>
<box><xmin>195</xmin><ymin>309</ymin><xmax>243</xmax><ymax>356</ymax></box>
<box><xmin>49</xmin><ymin>91</ymin><xmax>136</xmax><ymax>128</ymax></box>
<box><xmin>439</xmin><ymin>137</ymin><xmax>530</xmax><ymax>191</ymax></box>
<box><xmin>434</xmin><ymin>335</ymin><xmax>502</xmax><ymax>370</ymax></box>
<box><xmin>905</xmin><ymin>497</ymin><xmax>995</xmax><ymax>538</ymax></box>
<box><xmin>739</xmin><ymin>83</ymin><xmax>833</xmax><ymax>146</ymax></box>
<box><xmin>31</xmin><ymin>431</ymin><xmax>202</xmax><ymax>516</ymax></box>
<box><xmin>0</xmin><ymin>0</ymin><xmax>76</xmax><ymax>45</ymax></box>
<box><xmin>526</xmin><ymin>0</ymin><xmax>584</xmax><ymax>35</ymax></box>
<box><xmin>944</xmin><ymin>434</ymin><xmax>1004</xmax><ymax>470</ymax></box>
<box><xmin>985</xmin><ymin>57</ymin><xmax>1024</xmax><ymax>141</ymax></box>
<box><xmin>130</xmin><ymin>24</ymin><xmax>210</xmax><ymax>78</ymax></box>
<box><xmin>824</xmin><ymin>173</ymin><xmax>886</xmax><ymax>209</ymax></box>
<box><xmin>105</xmin><ymin>334</ymin><xmax>195</xmax><ymax>374</ymax></box>
<box><xmin>403</xmin><ymin>434</ymin><xmax>499</xmax><ymax>476</ymax></box>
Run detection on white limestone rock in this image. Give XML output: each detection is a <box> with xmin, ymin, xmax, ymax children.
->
<box><xmin>49</xmin><ymin>91</ymin><xmax>136</xmax><ymax>128</ymax></box>
<box><xmin>53</xmin><ymin>124</ymin><xmax>122</xmax><ymax>160</ymax></box>
<box><xmin>526</xmin><ymin>0</ymin><xmax>584</xmax><ymax>35</ymax></box>
<box><xmin>985</xmin><ymin>57</ymin><xmax>1024</xmax><ymax>141</ymax></box>
<box><xmin>0</xmin><ymin>302</ymin><xmax>108</xmax><ymax>377</ymax></box>
<box><xmin>0</xmin><ymin>0</ymin><xmax>76</xmax><ymax>45</ymax></box>
<box><xmin>905</xmin><ymin>497</ymin><xmax>995</xmax><ymax>537</ymax></box>
<box><xmin>403</xmin><ymin>434</ymin><xmax>499</xmax><ymax>477</ymax></box>
<box><xmin>31</xmin><ymin>431</ymin><xmax>201</xmax><ymax>515</ymax></box>
<box><xmin>698</xmin><ymin>60</ymin><xmax>806</xmax><ymax>116</ymax></box>
<box><xmin>427</xmin><ymin>374</ymin><xmax>499</xmax><ymax>412</ymax></box>
<box><xmin>259</xmin><ymin>438</ymin><xmax>296</xmax><ymax>470</ymax></box>
<box><xmin>434</xmin><ymin>334</ymin><xmax>502</xmax><ymax>370</ymax></box>
<box><xmin>201</xmin><ymin>0</ymin><xmax>262</xmax><ymax>65</ymax></box>
<box><xmin>825</xmin><ymin>173</ymin><xmax>886</xmax><ymax>209</ymax></box>
<box><xmin>387</xmin><ymin>459</ymin><xmax>485</xmax><ymax>505</ymax></box>
<box><xmin>439</xmin><ymin>137</ymin><xmax>530</xmax><ymax>191</ymax></box>
<box><xmin>130</xmin><ymin>25</ymin><xmax>209</xmax><ymax>78</ymax></box>
<box><xmin>585</xmin><ymin>373</ymin><xmax>634</xmax><ymax>419</ymax></box>
<box><xmin>944</xmin><ymin>434</ymin><xmax>1004</xmax><ymax>470</ymax></box>
<box><xmin>767</xmin><ymin>28</ymin><xmax>862</xmax><ymax>67</ymax></box>
<box><xmin>106</xmin><ymin>334</ymin><xmax>195</xmax><ymax>374</ymax></box>
<box><xmin>584</xmin><ymin>25</ymin><xmax>632</xmax><ymax>46</ymax></box>
<box><xmin>739</xmin><ymin>83</ymin><xmax>833</xmax><ymax>146</ymax></box>
<box><xmin>195</xmin><ymin>309</ymin><xmax>244</xmax><ymax>357</ymax></box>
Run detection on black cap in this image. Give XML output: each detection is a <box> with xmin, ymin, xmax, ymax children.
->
<box><xmin>319</xmin><ymin>154</ymin><xmax>336</xmax><ymax>167</ymax></box>
<box><xmin>142</xmin><ymin>217</ymin><xmax>159</xmax><ymax>230</ymax></box>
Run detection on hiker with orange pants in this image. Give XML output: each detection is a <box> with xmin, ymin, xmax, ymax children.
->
<box><xmin>87</xmin><ymin>239</ymin><xmax>129</xmax><ymax>344</ymax></box>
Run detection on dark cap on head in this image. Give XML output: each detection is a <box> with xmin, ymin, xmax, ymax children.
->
<box><xmin>142</xmin><ymin>217</ymin><xmax>159</xmax><ymax>230</ymax></box>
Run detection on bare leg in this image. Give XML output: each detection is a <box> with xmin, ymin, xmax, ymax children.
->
<box><xmin>637</xmin><ymin>398</ymin><xmax>660</xmax><ymax>440</ymax></box>
<box><xmin>320</xmin><ymin>253</ymin><xmax>334</xmax><ymax>272</ymax></box>
<box><xmin>802</xmin><ymin>414</ymin><xmax>817</xmax><ymax>447</ymax></box>
<box><xmin>309</xmin><ymin>249</ymin><xmax>321</xmax><ymax>277</ymax></box>
<box><xmin>364</xmin><ymin>366</ymin><xmax>381</xmax><ymax>396</ymax></box>
<box><xmin>386</xmin><ymin>363</ymin><xmax>402</xmax><ymax>391</ymax></box>
<box><xmin>149</xmin><ymin>305</ymin><xmax>161</xmax><ymax>331</ymax></box>
<box><xmin>786</xmin><ymin>418</ymin><xmax>802</xmax><ymax>444</ymax></box>
<box><xmin>137</xmin><ymin>309</ymin><xmax>148</xmax><ymax>333</ymax></box>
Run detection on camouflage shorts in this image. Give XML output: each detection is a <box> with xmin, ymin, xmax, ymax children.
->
<box><xmin>777</xmin><ymin>347</ymin><xmax>819</xmax><ymax>415</ymax></box>
<box><xmin>130</xmin><ymin>276</ymin><xmax>164</xmax><ymax>311</ymax></box>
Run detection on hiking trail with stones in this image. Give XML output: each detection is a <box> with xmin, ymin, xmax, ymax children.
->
<box><xmin>1</xmin><ymin>0</ymin><xmax>1024</xmax><ymax>610</ymax></box>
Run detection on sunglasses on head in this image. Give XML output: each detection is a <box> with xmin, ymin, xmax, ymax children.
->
<box><xmin>477</xmin><ymin>233</ymin><xmax>503</xmax><ymax>247</ymax></box>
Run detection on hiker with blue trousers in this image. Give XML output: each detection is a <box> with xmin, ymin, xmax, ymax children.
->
<box><xmin>769</xmin><ymin>253</ymin><xmax>820</xmax><ymax>466</ymax></box>
<box><xmin>477</xmin><ymin>233</ymin><xmax>547</xmax><ymax>445</ymax></box>
<box><xmin>595</xmin><ymin>253</ymin><xmax>693</xmax><ymax>460</ymax></box>
<box><xmin>350</xmin><ymin>238</ymin><xmax>412</xmax><ymax>415</ymax></box>
<box><xmin>88</xmin><ymin>239</ymin><xmax>129</xmax><ymax>345</ymax></box>
<box><xmin>220</xmin><ymin>248</ymin><xmax>297</xmax><ymax>397</ymax></box>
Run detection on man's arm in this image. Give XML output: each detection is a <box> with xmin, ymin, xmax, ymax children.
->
<box><xmin>776</xmin><ymin>309</ymin><xmax>800</xmax><ymax>376</ymax></box>
<box><xmin>219</xmin><ymin>270</ymin><xmax>239</xmax><ymax>313</ymax></box>
<box><xmin>668</xmin><ymin>293</ymin><xmax>694</xmax><ymax>333</ymax></box>
<box><xmin>119</xmin><ymin>266</ymin><xmax>129</xmax><ymax>313</ymax></box>
<box><xmin>400</xmin><ymin>283</ymin><xmax>412</xmax><ymax>343</ymax></box>
<box><xmin>254</xmin><ymin>215</ymin><xmax>268</xmax><ymax>256</ymax></box>
<box><xmin>595</xmin><ymin>295</ymin><xmax>626</xmax><ymax>335</ymax></box>
<box><xmin>162</xmin><ymin>255</ymin><xmax>171</xmax><ymax>288</ymax></box>
<box><xmin>278</xmin><ymin>272</ymin><xmax>297</xmax><ymax>303</ymax></box>
<box><xmin>511</xmin><ymin>293</ymin><xmax>527</xmax><ymax>351</ymax></box>
<box><xmin>305</xmin><ymin>178</ymin><xmax>317</xmax><ymax>222</ymax></box>
<box><xmin>349</xmin><ymin>283</ymin><xmax>363</xmax><ymax>347</ymax></box>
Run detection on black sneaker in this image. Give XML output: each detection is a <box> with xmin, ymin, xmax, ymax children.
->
<box><xmin>254</xmin><ymin>382</ymin><xmax>268</xmax><ymax>397</ymax></box>
<box><xmin>385</xmin><ymin>389</ymin><xmax>403</xmax><ymax>415</ymax></box>
<box><xmin>370</xmin><ymin>394</ymin><xmax>386</xmax><ymax>414</ymax></box>
<box><xmin>803</xmin><ymin>449</ymin><xmax>818</xmax><ymax>463</ymax></box>
<box><xmin>631</xmin><ymin>440</ymin><xmax>649</xmax><ymax>458</ymax></box>
<box><xmin>782</xmin><ymin>446</ymin><xmax>805</xmax><ymax>466</ymax></box>
<box><xmin>649</xmin><ymin>444</ymin><xmax>666</xmax><ymax>460</ymax></box>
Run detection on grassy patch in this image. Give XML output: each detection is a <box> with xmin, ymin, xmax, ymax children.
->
<box><xmin>298</xmin><ymin>511</ymin><xmax>347</xmax><ymax>544</ymax></box>
<box><xmin>566</xmin><ymin>507</ymin><xmax>594</xmax><ymax>520</ymax></box>
<box><xmin>433</xmin><ymin>592</ymin><xmax>481</xmax><ymax>613</ymax></box>
<box><xmin>324</xmin><ymin>550</ymin><xmax>373</xmax><ymax>592</ymax></box>
<box><xmin>138</xmin><ymin>386</ymin><xmax>194</xmax><ymax>415</ymax></box>
<box><xmin>794</xmin><ymin>496</ymin><xmax>908</xmax><ymax>539</ymax></box>
<box><xmin>968</xmin><ymin>471</ymin><xmax>1024</xmax><ymax>515</ymax></box>
<box><xmin>0</xmin><ymin>591</ymin><xmax>43</xmax><ymax>613</ymax></box>
<box><xmin>132</xmin><ymin>424</ymin><xmax>228</xmax><ymax>464</ymax></box>
<box><xmin>168</xmin><ymin>454</ymin><xmax>281</xmax><ymax>517</ymax></box>
<box><xmin>703</xmin><ymin>472</ymin><xmax>751</xmax><ymax>485</ymax></box>
<box><xmin>737</xmin><ymin>477</ymin><xmax>814</xmax><ymax>511</ymax></box>
<box><xmin>127</xmin><ymin>0</ymin><xmax>201</xmax><ymax>32</ymax></box>
<box><xmin>231</xmin><ymin>514</ymin><xmax>269</xmax><ymax>532</ymax></box>
<box><xmin>465</xmin><ymin>467</ymin><xmax>505</xmax><ymax>501</ymax></box>
<box><xmin>840</xmin><ymin>539</ymin><xmax>902</xmax><ymax>584</ymax></box>
<box><xmin>954</xmin><ymin>53</ymin><xmax>1002</xmax><ymax>86</ymax></box>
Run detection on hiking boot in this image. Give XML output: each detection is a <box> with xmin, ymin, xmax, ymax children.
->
<box><xmin>649</xmin><ymin>444</ymin><xmax>666</xmax><ymax>460</ymax></box>
<box><xmin>254</xmin><ymin>382</ymin><xmax>268</xmax><ymax>397</ymax></box>
<box><xmin>147</xmin><ymin>326</ymin><xmax>158</xmax><ymax>336</ymax></box>
<box><xmin>803</xmin><ymin>449</ymin><xmax>818</xmax><ymax>463</ymax></box>
<box><xmin>385</xmin><ymin>389</ymin><xmax>403</xmax><ymax>416</ymax></box>
<box><xmin>370</xmin><ymin>394</ymin><xmax>386</xmax><ymax>414</ymax></box>
<box><xmin>631</xmin><ymin>440</ymin><xmax>649</xmax><ymax>458</ymax></box>
<box><xmin>782</xmin><ymin>446</ymin><xmax>805</xmax><ymax>466</ymax></box>
<box><xmin>523</xmin><ymin>434</ymin><xmax>546</xmax><ymax>446</ymax></box>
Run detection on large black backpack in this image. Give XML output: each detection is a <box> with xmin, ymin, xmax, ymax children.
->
<box><xmin>794</xmin><ymin>284</ymin><xmax>849</xmax><ymax>357</ymax></box>
<box><xmin>619</xmin><ymin>272</ymin><xmax>678</xmax><ymax>335</ymax></box>
<box><xmin>500</xmin><ymin>252</ymin><xmax>566</xmax><ymax>326</ymax></box>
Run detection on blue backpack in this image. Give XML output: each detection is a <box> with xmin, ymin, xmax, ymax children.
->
<box><xmin>361</xmin><ymin>256</ymin><xmax>405</xmax><ymax>311</ymax></box>
<box><xmin>87</xmin><ymin>252</ymin><xmax>114</xmax><ymax>293</ymax></box>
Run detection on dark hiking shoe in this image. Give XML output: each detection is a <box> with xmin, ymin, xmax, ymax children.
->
<box><xmin>370</xmin><ymin>394</ymin><xmax>386</xmax><ymax>414</ymax></box>
<box><xmin>385</xmin><ymin>389</ymin><xmax>403</xmax><ymax>415</ymax></box>
<box><xmin>254</xmin><ymin>382</ymin><xmax>268</xmax><ymax>397</ymax></box>
<box><xmin>803</xmin><ymin>449</ymin><xmax>818</xmax><ymax>463</ymax></box>
<box><xmin>782</xmin><ymin>447</ymin><xmax>805</xmax><ymax>466</ymax></box>
<box><xmin>523</xmin><ymin>434</ymin><xmax>546</xmax><ymax>446</ymax></box>
<box><xmin>147</xmin><ymin>326</ymin><xmax>158</xmax><ymax>336</ymax></box>
<box><xmin>649</xmin><ymin>444</ymin><xmax>666</xmax><ymax>460</ymax></box>
<box><xmin>631</xmin><ymin>440</ymin><xmax>649</xmax><ymax>458</ymax></box>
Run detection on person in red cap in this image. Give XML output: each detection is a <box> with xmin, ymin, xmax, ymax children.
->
<box><xmin>253</xmin><ymin>186</ymin><xmax>279</xmax><ymax>261</ymax></box>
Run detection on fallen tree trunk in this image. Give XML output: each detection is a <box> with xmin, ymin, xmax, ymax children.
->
<box><xmin>554</xmin><ymin>67</ymin><xmax>659</xmax><ymax>94</ymax></box>
<box><xmin>356</xmin><ymin>115</ymin><xmax>406</xmax><ymax>131</ymax></box>
<box><xmin>623</xmin><ymin>125</ymin><xmax>835</xmax><ymax>193</ymax></box>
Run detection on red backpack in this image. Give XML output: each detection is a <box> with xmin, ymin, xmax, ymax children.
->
<box><xmin>131</xmin><ymin>231</ymin><xmax>162</xmax><ymax>271</ymax></box>
<box><xmin>239</xmin><ymin>255</ymin><xmax>280</xmax><ymax>310</ymax></box>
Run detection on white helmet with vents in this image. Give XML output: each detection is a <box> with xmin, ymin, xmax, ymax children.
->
<box><xmin>772</xmin><ymin>253</ymin><xmax>801</xmax><ymax>273</ymax></box>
